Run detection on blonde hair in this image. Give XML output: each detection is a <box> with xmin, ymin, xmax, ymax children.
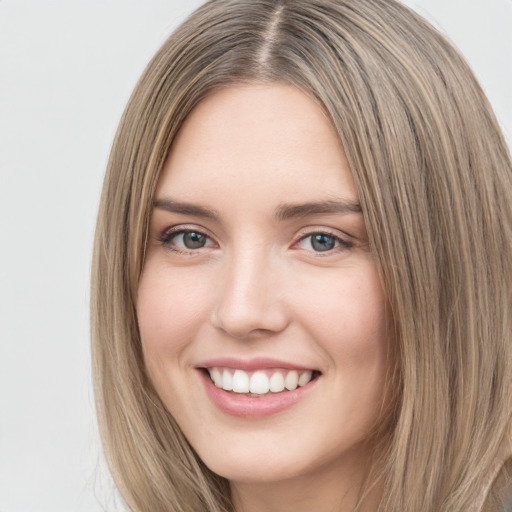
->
<box><xmin>91</xmin><ymin>1</ymin><xmax>512</xmax><ymax>511</ymax></box>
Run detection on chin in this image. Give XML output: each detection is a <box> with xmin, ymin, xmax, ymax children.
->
<box><xmin>206</xmin><ymin>459</ymin><xmax>305</xmax><ymax>485</ymax></box>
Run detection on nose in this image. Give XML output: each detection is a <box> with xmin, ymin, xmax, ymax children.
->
<box><xmin>211</xmin><ymin>248</ymin><xmax>290</xmax><ymax>340</ymax></box>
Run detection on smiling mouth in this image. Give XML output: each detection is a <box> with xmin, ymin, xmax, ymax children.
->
<box><xmin>204</xmin><ymin>367</ymin><xmax>321</xmax><ymax>396</ymax></box>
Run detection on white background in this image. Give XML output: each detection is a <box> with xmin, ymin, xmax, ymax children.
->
<box><xmin>0</xmin><ymin>1</ymin><xmax>510</xmax><ymax>511</ymax></box>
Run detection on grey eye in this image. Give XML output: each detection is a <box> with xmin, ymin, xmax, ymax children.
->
<box><xmin>296</xmin><ymin>232</ymin><xmax>350</xmax><ymax>253</ymax></box>
<box><xmin>181</xmin><ymin>231</ymin><xmax>208</xmax><ymax>249</ymax></box>
<box><xmin>310</xmin><ymin>233</ymin><xmax>336</xmax><ymax>252</ymax></box>
<box><xmin>161</xmin><ymin>228</ymin><xmax>216</xmax><ymax>253</ymax></box>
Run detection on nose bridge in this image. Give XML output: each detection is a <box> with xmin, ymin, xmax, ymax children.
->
<box><xmin>212</xmin><ymin>243</ymin><xmax>288</xmax><ymax>339</ymax></box>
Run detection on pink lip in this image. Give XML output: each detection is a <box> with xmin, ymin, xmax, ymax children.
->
<box><xmin>195</xmin><ymin>357</ymin><xmax>314</xmax><ymax>372</ymax></box>
<box><xmin>198</xmin><ymin>369</ymin><xmax>319</xmax><ymax>419</ymax></box>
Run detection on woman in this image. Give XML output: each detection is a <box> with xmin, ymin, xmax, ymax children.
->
<box><xmin>91</xmin><ymin>0</ymin><xmax>512</xmax><ymax>510</ymax></box>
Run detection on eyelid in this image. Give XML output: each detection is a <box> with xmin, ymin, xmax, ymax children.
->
<box><xmin>294</xmin><ymin>225</ymin><xmax>353</xmax><ymax>240</ymax></box>
<box><xmin>156</xmin><ymin>224</ymin><xmax>355</xmax><ymax>255</ymax></box>
<box><xmin>158</xmin><ymin>224</ymin><xmax>218</xmax><ymax>252</ymax></box>
<box><xmin>292</xmin><ymin>226</ymin><xmax>354</xmax><ymax>252</ymax></box>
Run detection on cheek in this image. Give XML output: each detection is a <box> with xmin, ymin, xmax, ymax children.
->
<box><xmin>295</xmin><ymin>264</ymin><xmax>389</xmax><ymax>387</ymax></box>
<box><xmin>299</xmin><ymin>265</ymin><xmax>387</xmax><ymax>341</ymax></box>
<box><xmin>136</xmin><ymin>261</ymin><xmax>212</xmax><ymax>359</ymax></box>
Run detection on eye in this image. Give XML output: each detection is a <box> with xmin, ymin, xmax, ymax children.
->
<box><xmin>297</xmin><ymin>232</ymin><xmax>352</xmax><ymax>252</ymax></box>
<box><xmin>160</xmin><ymin>229</ymin><xmax>215</xmax><ymax>252</ymax></box>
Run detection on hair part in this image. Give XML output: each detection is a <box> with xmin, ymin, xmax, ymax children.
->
<box><xmin>91</xmin><ymin>1</ymin><xmax>512</xmax><ymax>510</ymax></box>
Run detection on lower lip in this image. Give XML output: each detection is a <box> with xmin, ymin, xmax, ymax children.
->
<box><xmin>199</xmin><ymin>370</ymin><xmax>318</xmax><ymax>419</ymax></box>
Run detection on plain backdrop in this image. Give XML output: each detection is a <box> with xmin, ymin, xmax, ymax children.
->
<box><xmin>0</xmin><ymin>1</ymin><xmax>510</xmax><ymax>511</ymax></box>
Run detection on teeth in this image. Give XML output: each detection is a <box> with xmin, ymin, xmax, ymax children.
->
<box><xmin>269</xmin><ymin>372</ymin><xmax>285</xmax><ymax>392</ymax></box>
<box><xmin>298</xmin><ymin>370</ymin><xmax>313</xmax><ymax>387</ymax></box>
<box><xmin>222</xmin><ymin>369</ymin><xmax>233</xmax><ymax>391</ymax></box>
<box><xmin>232</xmin><ymin>369</ymin><xmax>250</xmax><ymax>393</ymax></box>
<box><xmin>207</xmin><ymin>367</ymin><xmax>315</xmax><ymax>395</ymax></box>
<box><xmin>250</xmin><ymin>371</ymin><xmax>270</xmax><ymax>394</ymax></box>
<box><xmin>284</xmin><ymin>370</ymin><xmax>298</xmax><ymax>390</ymax></box>
<box><xmin>211</xmin><ymin>367</ymin><xmax>223</xmax><ymax>388</ymax></box>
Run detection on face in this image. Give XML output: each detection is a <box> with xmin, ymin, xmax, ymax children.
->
<box><xmin>137</xmin><ymin>84</ymin><xmax>390</xmax><ymax>490</ymax></box>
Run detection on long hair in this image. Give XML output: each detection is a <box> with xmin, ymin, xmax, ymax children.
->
<box><xmin>91</xmin><ymin>1</ymin><xmax>512</xmax><ymax>510</ymax></box>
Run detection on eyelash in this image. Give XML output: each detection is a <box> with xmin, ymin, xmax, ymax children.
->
<box><xmin>158</xmin><ymin>227</ymin><xmax>216</xmax><ymax>254</ymax></box>
<box><xmin>158</xmin><ymin>227</ymin><xmax>353</xmax><ymax>255</ymax></box>
<box><xmin>295</xmin><ymin>230</ymin><xmax>353</xmax><ymax>254</ymax></box>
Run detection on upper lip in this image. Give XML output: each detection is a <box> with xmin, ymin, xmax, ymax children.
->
<box><xmin>195</xmin><ymin>357</ymin><xmax>318</xmax><ymax>372</ymax></box>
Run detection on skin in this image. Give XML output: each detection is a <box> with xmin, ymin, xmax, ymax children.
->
<box><xmin>137</xmin><ymin>84</ymin><xmax>390</xmax><ymax>512</ymax></box>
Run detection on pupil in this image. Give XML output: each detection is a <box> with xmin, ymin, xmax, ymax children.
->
<box><xmin>311</xmin><ymin>234</ymin><xmax>335</xmax><ymax>252</ymax></box>
<box><xmin>183</xmin><ymin>232</ymin><xmax>206</xmax><ymax>249</ymax></box>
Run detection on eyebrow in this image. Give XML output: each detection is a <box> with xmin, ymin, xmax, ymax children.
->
<box><xmin>153</xmin><ymin>197</ymin><xmax>362</xmax><ymax>221</ymax></box>
<box><xmin>153</xmin><ymin>198</ymin><xmax>219</xmax><ymax>219</ymax></box>
<box><xmin>274</xmin><ymin>199</ymin><xmax>362</xmax><ymax>221</ymax></box>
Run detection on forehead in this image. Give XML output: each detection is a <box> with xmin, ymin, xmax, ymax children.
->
<box><xmin>157</xmin><ymin>83</ymin><xmax>357</xmax><ymax>207</ymax></box>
